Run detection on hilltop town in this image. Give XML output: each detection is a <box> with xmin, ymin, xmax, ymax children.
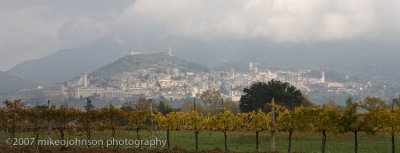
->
<box><xmin>61</xmin><ymin>51</ymin><xmax>373</xmax><ymax>104</ymax></box>
<box><xmin>0</xmin><ymin>50</ymin><xmax>379</xmax><ymax>107</ymax></box>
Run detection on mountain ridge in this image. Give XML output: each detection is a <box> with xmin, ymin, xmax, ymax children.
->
<box><xmin>6</xmin><ymin>41</ymin><xmax>130</xmax><ymax>84</ymax></box>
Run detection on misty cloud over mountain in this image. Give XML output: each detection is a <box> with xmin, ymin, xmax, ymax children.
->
<box><xmin>1</xmin><ymin>0</ymin><xmax>400</xmax><ymax>83</ymax></box>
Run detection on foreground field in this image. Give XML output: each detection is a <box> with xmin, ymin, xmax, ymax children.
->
<box><xmin>0</xmin><ymin>145</ymin><xmax>256</xmax><ymax>153</ymax></box>
<box><xmin>0</xmin><ymin>130</ymin><xmax>398</xmax><ymax>153</ymax></box>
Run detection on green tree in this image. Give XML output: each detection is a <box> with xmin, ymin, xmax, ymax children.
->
<box><xmin>346</xmin><ymin>96</ymin><xmax>354</xmax><ymax>107</ymax></box>
<box><xmin>359</xmin><ymin>96</ymin><xmax>387</xmax><ymax>111</ymax></box>
<box><xmin>222</xmin><ymin>100</ymin><xmax>240</xmax><ymax>114</ymax></box>
<box><xmin>121</xmin><ymin>100</ymin><xmax>138</xmax><ymax>112</ymax></box>
<box><xmin>239</xmin><ymin>80</ymin><xmax>310</xmax><ymax>112</ymax></box>
<box><xmin>159</xmin><ymin>101</ymin><xmax>174</xmax><ymax>114</ymax></box>
<box><xmin>200</xmin><ymin>89</ymin><xmax>223</xmax><ymax>114</ymax></box>
<box><xmin>181</xmin><ymin>99</ymin><xmax>205</xmax><ymax>113</ymax></box>
<box><xmin>135</xmin><ymin>98</ymin><xmax>158</xmax><ymax>111</ymax></box>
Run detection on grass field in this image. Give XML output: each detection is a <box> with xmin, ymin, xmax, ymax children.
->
<box><xmin>0</xmin><ymin>130</ymin><xmax>398</xmax><ymax>153</ymax></box>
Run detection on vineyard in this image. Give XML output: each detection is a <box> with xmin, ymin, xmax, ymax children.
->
<box><xmin>0</xmin><ymin>99</ymin><xmax>399</xmax><ymax>153</ymax></box>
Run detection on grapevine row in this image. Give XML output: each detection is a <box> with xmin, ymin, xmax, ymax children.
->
<box><xmin>0</xmin><ymin>99</ymin><xmax>399</xmax><ymax>153</ymax></box>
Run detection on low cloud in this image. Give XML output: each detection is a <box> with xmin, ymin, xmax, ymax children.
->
<box><xmin>0</xmin><ymin>0</ymin><xmax>400</xmax><ymax>70</ymax></box>
<box><xmin>120</xmin><ymin>0</ymin><xmax>378</xmax><ymax>42</ymax></box>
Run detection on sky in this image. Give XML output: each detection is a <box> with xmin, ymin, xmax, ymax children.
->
<box><xmin>1</xmin><ymin>0</ymin><xmax>400</xmax><ymax>71</ymax></box>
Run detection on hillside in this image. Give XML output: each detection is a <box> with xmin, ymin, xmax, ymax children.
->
<box><xmin>90</xmin><ymin>52</ymin><xmax>209</xmax><ymax>77</ymax></box>
<box><xmin>6</xmin><ymin>40</ymin><xmax>129</xmax><ymax>84</ymax></box>
<box><xmin>0</xmin><ymin>71</ymin><xmax>37</xmax><ymax>94</ymax></box>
